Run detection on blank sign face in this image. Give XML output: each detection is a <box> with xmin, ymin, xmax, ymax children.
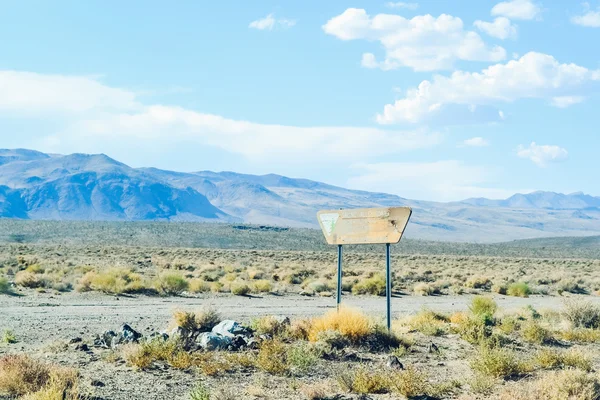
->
<box><xmin>317</xmin><ymin>207</ymin><xmax>412</xmax><ymax>245</ymax></box>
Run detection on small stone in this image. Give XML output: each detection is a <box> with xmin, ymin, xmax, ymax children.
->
<box><xmin>428</xmin><ymin>342</ymin><xmax>440</xmax><ymax>354</ymax></box>
<box><xmin>90</xmin><ymin>380</ymin><xmax>105</xmax><ymax>387</ymax></box>
<box><xmin>75</xmin><ymin>343</ymin><xmax>89</xmax><ymax>352</ymax></box>
<box><xmin>69</xmin><ymin>337</ymin><xmax>82</xmax><ymax>344</ymax></box>
<box><xmin>386</xmin><ymin>355</ymin><xmax>404</xmax><ymax>370</ymax></box>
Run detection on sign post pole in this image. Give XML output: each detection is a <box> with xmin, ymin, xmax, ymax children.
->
<box><xmin>337</xmin><ymin>244</ymin><xmax>343</xmax><ymax>310</ymax></box>
<box><xmin>386</xmin><ymin>243</ymin><xmax>392</xmax><ymax>331</ymax></box>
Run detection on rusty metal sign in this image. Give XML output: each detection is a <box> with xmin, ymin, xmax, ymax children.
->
<box><xmin>317</xmin><ymin>207</ymin><xmax>412</xmax><ymax>245</ymax></box>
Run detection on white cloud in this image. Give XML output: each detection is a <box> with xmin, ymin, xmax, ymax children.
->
<box><xmin>463</xmin><ymin>137</ymin><xmax>490</xmax><ymax>147</ymax></box>
<box><xmin>0</xmin><ymin>70</ymin><xmax>440</xmax><ymax>163</ymax></box>
<box><xmin>551</xmin><ymin>96</ymin><xmax>586</xmax><ymax>108</ymax></box>
<box><xmin>491</xmin><ymin>0</ymin><xmax>542</xmax><ymax>20</ymax></box>
<box><xmin>517</xmin><ymin>142</ymin><xmax>568</xmax><ymax>167</ymax></box>
<box><xmin>474</xmin><ymin>17</ymin><xmax>518</xmax><ymax>39</ymax></box>
<box><xmin>377</xmin><ymin>52</ymin><xmax>600</xmax><ymax>124</ymax></box>
<box><xmin>323</xmin><ymin>8</ymin><xmax>506</xmax><ymax>71</ymax></box>
<box><xmin>249</xmin><ymin>14</ymin><xmax>296</xmax><ymax>31</ymax></box>
<box><xmin>571</xmin><ymin>10</ymin><xmax>600</xmax><ymax>27</ymax></box>
<box><xmin>385</xmin><ymin>2</ymin><xmax>419</xmax><ymax>10</ymax></box>
<box><xmin>347</xmin><ymin>161</ymin><xmax>516</xmax><ymax>201</ymax></box>
<box><xmin>0</xmin><ymin>71</ymin><xmax>139</xmax><ymax>114</ymax></box>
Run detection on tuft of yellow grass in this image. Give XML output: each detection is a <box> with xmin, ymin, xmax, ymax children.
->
<box><xmin>308</xmin><ymin>306</ymin><xmax>371</xmax><ymax>343</ymax></box>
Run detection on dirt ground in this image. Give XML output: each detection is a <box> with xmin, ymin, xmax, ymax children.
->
<box><xmin>3</xmin><ymin>291</ymin><xmax>599</xmax><ymax>400</ymax></box>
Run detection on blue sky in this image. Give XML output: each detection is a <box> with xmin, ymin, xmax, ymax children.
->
<box><xmin>0</xmin><ymin>0</ymin><xmax>599</xmax><ymax>201</ymax></box>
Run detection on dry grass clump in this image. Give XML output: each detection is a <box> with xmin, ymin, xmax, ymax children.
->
<box><xmin>413</xmin><ymin>282</ymin><xmax>437</xmax><ymax>296</ymax></box>
<box><xmin>521</xmin><ymin>320</ymin><xmax>553</xmax><ymax>344</ymax></box>
<box><xmin>535</xmin><ymin>348</ymin><xmax>592</xmax><ymax>371</ymax></box>
<box><xmin>121</xmin><ymin>340</ymin><xmax>181</xmax><ymax>370</ymax></box>
<box><xmin>155</xmin><ymin>272</ymin><xmax>189</xmax><ymax>295</ymax></box>
<box><xmin>559</xmin><ymin>328</ymin><xmax>600</xmax><ymax>343</ymax></box>
<box><xmin>251</xmin><ymin>316</ymin><xmax>289</xmax><ymax>337</ymax></box>
<box><xmin>498</xmin><ymin>369</ymin><xmax>600</xmax><ymax>400</ymax></box>
<box><xmin>465</xmin><ymin>276</ymin><xmax>492</xmax><ymax>290</ymax></box>
<box><xmin>250</xmin><ymin>279</ymin><xmax>272</xmax><ymax>293</ymax></box>
<box><xmin>15</xmin><ymin>271</ymin><xmax>44</xmax><ymax>288</ymax></box>
<box><xmin>309</xmin><ymin>307</ymin><xmax>371</xmax><ymax>343</ymax></box>
<box><xmin>470</xmin><ymin>346</ymin><xmax>532</xmax><ymax>379</ymax></box>
<box><xmin>562</xmin><ymin>298</ymin><xmax>600</xmax><ymax>329</ymax></box>
<box><xmin>336</xmin><ymin>365</ymin><xmax>429</xmax><ymax>397</ymax></box>
<box><xmin>398</xmin><ymin>309</ymin><xmax>449</xmax><ymax>336</ymax></box>
<box><xmin>351</xmin><ymin>274</ymin><xmax>386</xmax><ymax>296</ymax></box>
<box><xmin>0</xmin><ymin>354</ymin><xmax>79</xmax><ymax>399</ymax></box>
<box><xmin>231</xmin><ymin>281</ymin><xmax>251</xmax><ymax>296</ymax></box>
<box><xmin>506</xmin><ymin>282</ymin><xmax>531</xmax><ymax>297</ymax></box>
<box><xmin>189</xmin><ymin>279</ymin><xmax>210</xmax><ymax>293</ymax></box>
<box><xmin>256</xmin><ymin>339</ymin><xmax>319</xmax><ymax>376</ymax></box>
<box><xmin>78</xmin><ymin>268</ymin><xmax>145</xmax><ymax>294</ymax></box>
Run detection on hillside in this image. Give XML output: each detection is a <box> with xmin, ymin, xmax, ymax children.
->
<box><xmin>0</xmin><ymin>149</ymin><xmax>599</xmax><ymax>243</ymax></box>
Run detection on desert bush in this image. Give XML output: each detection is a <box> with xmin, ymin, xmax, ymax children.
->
<box><xmin>247</xmin><ymin>268</ymin><xmax>264</xmax><ymax>280</ymax></box>
<box><xmin>469</xmin><ymin>296</ymin><xmax>498</xmax><ymax>319</ymax></box>
<box><xmin>0</xmin><ymin>277</ymin><xmax>11</xmax><ymax>294</ymax></box>
<box><xmin>195</xmin><ymin>307</ymin><xmax>221</xmax><ymax>332</ymax></box>
<box><xmin>122</xmin><ymin>339</ymin><xmax>181</xmax><ymax>370</ymax></box>
<box><xmin>0</xmin><ymin>354</ymin><xmax>79</xmax><ymax>398</ymax></box>
<box><xmin>2</xmin><ymin>329</ymin><xmax>16</xmax><ymax>344</ymax></box>
<box><xmin>521</xmin><ymin>321</ymin><xmax>553</xmax><ymax>344</ymax></box>
<box><xmin>559</xmin><ymin>328</ymin><xmax>600</xmax><ymax>343</ymax></box>
<box><xmin>155</xmin><ymin>272</ymin><xmax>189</xmax><ymax>295</ymax></box>
<box><xmin>413</xmin><ymin>282</ymin><xmax>435</xmax><ymax>296</ymax></box>
<box><xmin>309</xmin><ymin>307</ymin><xmax>371</xmax><ymax>343</ymax></box>
<box><xmin>400</xmin><ymin>309</ymin><xmax>448</xmax><ymax>336</ymax></box>
<box><xmin>189</xmin><ymin>382</ymin><xmax>210</xmax><ymax>400</ymax></box>
<box><xmin>535</xmin><ymin>348</ymin><xmax>592</xmax><ymax>371</ymax></box>
<box><xmin>498</xmin><ymin>316</ymin><xmax>521</xmax><ymax>334</ymax></box>
<box><xmin>289</xmin><ymin>318</ymin><xmax>312</xmax><ymax>341</ymax></box>
<box><xmin>465</xmin><ymin>276</ymin><xmax>492</xmax><ymax>289</ymax></box>
<box><xmin>256</xmin><ymin>339</ymin><xmax>289</xmax><ymax>375</ymax></box>
<box><xmin>314</xmin><ymin>329</ymin><xmax>350</xmax><ymax>350</ymax></box>
<box><xmin>453</xmin><ymin>315</ymin><xmax>492</xmax><ymax>344</ymax></box>
<box><xmin>507</xmin><ymin>282</ymin><xmax>531</xmax><ymax>297</ymax></box>
<box><xmin>336</xmin><ymin>365</ymin><xmax>429</xmax><ymax>397</ymax></box>
<box><xmin>251</xmin><ymin>279</ymin><xmax>272</xmax><ymax>293</ymax></box>
<box><xmin>252</xmin><ymin>316</ymin><xmax>289</xmax><ymax>336</ymax></box>
<box><xmin>24</xmin><ymin>264</ymin><xmax>44</xmax><ymax>274</ymax></box>
<box><xmin>498</xmin><ymin>369</ymin><xmax>600</xmax><ymax>400</ymax></box>
<box><xmin>287</xmin><ymin>342</ymin><xmax>319</xmax><ymax>374</ymax></box>
<box><xmin>562</xmin><ymin>298</ymin><xmax>600</xmax><ymax>329</ymax></box>
<box><xmin>14</xmin><ymin>271</ymin><xmax>44</xmax><ymax>288</ymax></box>
<box><xmin>351</xmin><ymin>274</ymin><xmax>386</xmax><ymax>296</ymax></box>
<box><xmin>231</xmin><ymin>281</ymin><xmax>251</xmax><ymax>296</ymax></box>
<box><xmin>80</xmin><ymin>268</ymin><xmax>145</xmax><ymax>294</ymax></box>
<box><xmin>557</xmin><ymin>279</ymin><xmax>588</xmax><ymax>295</ymax></box>
<box><xmin>470</xmin><ymin>346</ymin><xmax>530</xmax><ymax>379</ymax></box>
<box><xmin>189</xmin><ymin>279</ymin><xmax>210</xmax><ymax>293</ymax></box>
<box><xmin>491</xmin><ymin>283</ymin><xmax>507</xmax><ymax>295</ymax></box>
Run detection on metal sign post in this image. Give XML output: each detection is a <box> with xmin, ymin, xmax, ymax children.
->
<box><xmin>317</xmin><ymin>207</ymin><xmax>412</xmax><ymax>331</ymax></box>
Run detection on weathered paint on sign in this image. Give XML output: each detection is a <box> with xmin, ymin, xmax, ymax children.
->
<box><xmin>317</xmin><ymin>207</ymin><xmax>412</xmax><ymax>245</ymax></box>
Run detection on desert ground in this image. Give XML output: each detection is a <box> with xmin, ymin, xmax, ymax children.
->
<box><xmin>2</xmin><ymin>221</ymin><xmax>600</xmax><ymax>400</ymax></box>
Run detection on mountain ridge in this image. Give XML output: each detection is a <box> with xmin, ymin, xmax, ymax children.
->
<box><xmin>0</xmin><ymin>149</ymin><xmax>598</xmax><ymax>243</ymax></box>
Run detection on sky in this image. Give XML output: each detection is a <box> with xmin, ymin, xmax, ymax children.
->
<box><xmin>0</xmin><ymin>0</ymin><xmax>599</xmax><ymax>202</ymax></box>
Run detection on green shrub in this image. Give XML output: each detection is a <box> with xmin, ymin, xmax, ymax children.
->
<box><xmin>155</xmin><ymin>272</ymin><xmax>189</xmax><ymax>295</ymax></box>
<box><xmin>189</xmin><ymin>383</ymin><xmax>211</xmax><ymax>400</ymax></box>
<box><xmin>352</xmin><ymin>274</ymin><xmax>386</xmax><ymax>296</ymax></box>
<box><xmin>0</xmin><ymin>277</ymin><xmax>11</xmax><ymax>294</ymax></box>
<box><xmin>2</xmin><ymin>329</ymin><xmax>16</xmax><ymax>344</ymax></box>
<box><xmin>507</xmin><ymin>282</ymin><xmax>530</xmax><ymax>297</ymax></box>
<box><xmin>521</xmin><ymin>321</ymin><xmax>553</xmax><ymax>344</ymax></box>
<box><xmin>469</xmin><ymin>296</ymin><xmax>498</xmax><ymax>318</ymax></box>
<box><xmin>470</xmin><ymin>346</ymin><xmax>530</xmax><ymax>379</ymax></box>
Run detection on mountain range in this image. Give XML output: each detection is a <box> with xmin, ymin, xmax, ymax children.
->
<box><xmin>0</xmin><ymin>149</ymin><xmax>598</xmax><ymax>243</ymax></box>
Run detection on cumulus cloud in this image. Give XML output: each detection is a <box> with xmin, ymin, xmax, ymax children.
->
<box><xmin>249</xmin><ymin>14</ymin><xmax>296</xmax><ymax>31</ymax></box>
<box><xmin>376</xmin><ymin>52</ymin><xmax>600</xmax><ymax>124</ymax></box>
<box><xmin>474</xmin><ymin>17</ymin><xmax>518</xmax><ymax>39</ymax></box>
<box><xmin>0</xmin><ymin>70</ymin><xmax>440</xmax><ymax>164</ymax></box>
<box><xmin>347</xmin><ymin>160</ymin><xmax>516</xmax><ymax>201</ymax></box>
<box><xmin>323</xmin><ymin>8</ymin><xmax>506</xmax><ymax>71</ymax></box>
<box><xmin>517</xmin><ymin>142</ymin><xmax>568</xmax><ymax>167</ymax></box>
<box><xmin>385</xmin><ymin>2</ymin><xmax>418</xmax><ymax>10</ymax></box>
<box><xmin>463</xmin><ymin>137</ymin><xmax>490</xmax><ymax>147</ymax></box>
<box><xmin>571</xmin><ymin>9</ymin><xmax>600</xmax><ymax>27</ymax></box>
<box><xmin>491</xmin><ymin>0</ymin><xmax>542</xmax><ymax>20</ymax></box>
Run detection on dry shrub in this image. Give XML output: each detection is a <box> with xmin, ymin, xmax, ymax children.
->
<box><xmin>469</xmin><ymin>296</ymin><xmax>498</xmax><ymax>318</ymax></box>
<box><xmin>155</xmin><ymin>272</ymin><xmax>189</xmax><ymax>295</ymax></box>
<box><xmin>471</xmin><ymin>346</ymin><xmax>531</xmax><ymax>379</ymax></box>
<box><xmin>336</xmin><ymin>365</ymin><xmax>429</xmax><ymax>397</ymax></box>
<box><xmin>498</xmin><ymin>369</ymin><xmax>600</xmax><ymax>400</ymax></box>
<box><xmin>400</xmin><ymin>309</ymin><xmax>448</xmax><ymax>336</ymax></box>
<box><xmin>309</xmin><ymin>306</ymin><xmax>371</xmax><ymax>343</ymax></box>
<box><xmin>0</xmin><ymin>276</ymin><xmax>12</xmax><ymax>294</ymax></box>
<box><xmin>507</xmin><ymin>282</ymin><xmax>530</xmax><ymax>298</ymax></box>
<box><xmin>189</xmin><ymin>279</ymin><xmax>210</xmax><ymax>293</ymax></box>
<box><xmin>79</xmin><ymin>268</ymin><xmax>145</xmax><ymax>294</ymax></box>
<box><xmin>413</xmin><ymin>282</ymin><xmax>435</xmax><ymax>296</ymax></box>
<box><xmin>301</xmin><ymin>382</ymin><xmax>330</xmax><ymax>400</ymax></box>
<box><xmin>0</xmin><ymin>354</ymin><xmax>78</xmax><ymax>399</ymax></box>
<box><xmin>289</xmin><ymin>318</ymin><xmax>312</xmax><ymax>341</ymax></box>
<box><xmin>15</xmin><ymin>271</ymin><xmax>44</xmax><ymax>288</ymax></box>
<box><xmin>256</xmin><ymin>339</ymin><xmax>289</xmax><ymax>375</ymax></box>
<box><xmin>251</xmin><ymin>279</ymin><xmax>273</xmax><ymax>293</ymax></box>
<box><xmin>252</xmin><ymin>316</ymin><xmax>288</xmax><ymax>336</ymax></box>
<box><xmin>465</xmin><ymin>276</ymin><xmax>492</xmax><ymax>289</ymax></box>
<box><xmin>172</xmin><ymin>307</ymin><xmax>220</xmax><ymax>333</ymax></box>
<box><xmin>247</xmin><ymin>268</ymin><xmax>264</xmax><ymax>280</ymax></box>
<box><xmin>535</xmin><ymin>348</ymin><xmax>592</xmax><ymax>371</ymax></box>
<box><xmin>351</xmin><ymin>274</ymin><xmax>386</xmax><ymax>296</ymax></box>
<box><xmin>122</xmin><ymin>340</ymin><xmax>180</xmax><ymax>370</ymax></box>
<box><xmin>521</xmin><ymin>320</ymin><xmax>553</xmax><ymax>344</ymax></box>
<box><xmin>559</xmin><ymin>328</ymin><xmax>600</xmax><ymax>343</ymax></box>
<box><xmin>231</xmin><ymin>281</ymin><xmax>251</xmax><ymax>296</ymax></box>
<box><xmin>562</xmin><ymin>298</ymin><xmax>600</xmax><ymax>329</ymax></box>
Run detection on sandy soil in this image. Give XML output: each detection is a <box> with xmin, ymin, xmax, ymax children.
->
<box><xmin>2</xmin><ymin>291</ymin><xmax>599</xmax><ymax>400</ymax></box>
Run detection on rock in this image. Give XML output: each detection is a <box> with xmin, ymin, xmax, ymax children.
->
<box><xmin>90</xmin><ymin>380</ymin><xmax>105</xmax><ymax>387</ymax></box>
<box><xmin>75</xmin><ymin>343</ymin><xmax>89</xmax><ymax>352</ymax></box>
<box><xmin>229</xmin><ymin>335</ymin><xmax>247</xmax><ymax>351</ymax></box>
<box><xmin>149</xmin><ymin>332</ymin><xmax>169</xmax><ymax>342</ymax></box>
<box><xmin>386</xmin><ymin>355</ymin><xmax>404</xmax><ymax>370</ymax></box>
<box><xmin>69</xmin><ymin>337</ymin><xmax>82</xmax><ymax>344</ymax></box>
<box><xmin>94</xmin><ymin>324</ymin><xmax>142</xmax><ymax>348</ymax></box>
<box><xmin>428</xmin><ymin>342</ymin><xmax>440</xmax><ymax>354</ymax></box>
<box><xmin>94</xmin><ymin>330</ymin><xmax>117</xmax><ymax>348</ymax></box>
<box><xmin>197</xmin><ymin>332</ymin><xmax>232</xmax><ymax>351</ymax></box>
<box><xmin>211</xmin><ymin>320</ymin><xmax>249</xmax><ymax>338</ymax></box>
<box><xmin>299</xmin><ymin>290</ymin><xmax>314</xmax><ymax>297</ymax></box>
<box><xmin>119</xmin><ymin>324</ymin><xmax>142</xmax><ymax>342</ymax></box>
<box><xmin>246</xmin><ymin>337</ymin><xmax>261</xmax><ymax>350</ymax></box>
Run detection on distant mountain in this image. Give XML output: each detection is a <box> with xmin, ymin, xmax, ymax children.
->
<box><xmin>0</xmin><ymin>149</ymin><xmax>599</xmax><ymax>242</ymax></box>
<box><xmin>462</xmin><ymin>191</ymin><xmax>600</xmax><ymax>210</ymax></box>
